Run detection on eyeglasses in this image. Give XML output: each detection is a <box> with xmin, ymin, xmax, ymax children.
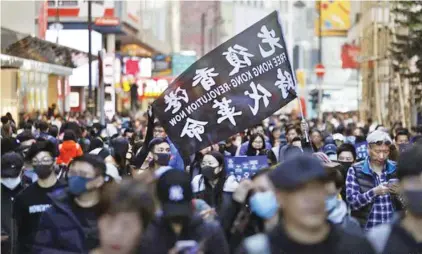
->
<box><xmin>370</xmin><ymin>140</ymin><xmax>392</xmax><ymax>146</ymax></box>
<box><xmin>32</xmin><ymin>157</ymin><xmax>54</xmax><ymax>165</ymax></box>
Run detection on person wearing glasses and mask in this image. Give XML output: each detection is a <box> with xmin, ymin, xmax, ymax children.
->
<box><xmin>32</xmin><ymin>154</ymin><xmax>109</xmax><ymax>253</ymax></box>
<box><xmin>346</xmin><ymin>130</ymin><xmax>404</xmax><ymax>230</ymax></box>
<box><xmin>13</xmin><ymin>140</ymin><xmax>64</xmax><ymax>253</ymax></box>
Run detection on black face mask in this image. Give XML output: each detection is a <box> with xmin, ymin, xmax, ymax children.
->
<box><xmin>202</xmin><ymin>166</ymin><xmax>219</xmax><ymax>181</ymax></box>
<box><xmin>33</xmin><ymin>164</ymin><xmax>54</xmax><ymax>179</ymax></box>
<box><xmin>154</xmin><ymin>153</ymin><xmax>171</xmax><ymax>166</ymax></box>
<box><xmin>338</xmin><ymin>161</ymin><xmax>353</xmax><ymax>173</ymax></box>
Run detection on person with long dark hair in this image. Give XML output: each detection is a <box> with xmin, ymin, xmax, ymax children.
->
<box><xmin>246</xmin><ymin>134</ymin><xmax>277</xmax><ymax>166</ymax></box>
<box><xmin>191</xmin><ymin>151</ymin><xmax>238</xmax><ymax>213</ymax></box>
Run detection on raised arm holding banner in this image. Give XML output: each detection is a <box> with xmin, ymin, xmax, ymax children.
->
<box><xmin>152</xmin><ymin>11</ymin><xmax>297</xmax><ymax>158</ymax></box>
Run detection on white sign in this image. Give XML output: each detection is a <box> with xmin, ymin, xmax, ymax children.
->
<box><xmin>69</xmin><ymin>92</ymin><xmax>80</xmax><ymax>107</ymax></box>
<box><xmin>103</xmin><ymin>53</ymin><xmax>115</xmax><ymax>84</ymax></box>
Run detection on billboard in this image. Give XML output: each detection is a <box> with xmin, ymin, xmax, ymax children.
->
<box><xmin>314</xmin><ymin>0</ymin><xmax>351</xmax><ymax>37</ymax></box>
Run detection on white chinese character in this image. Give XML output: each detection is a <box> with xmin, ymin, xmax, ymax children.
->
<box><xmin>164</xmin><ymin>87</ymin><xmax>189</xmax><ymax>114</ymax></box>
<box><xmin>169</xmin><ymin>185</ymin><xmax>184</xmax><ymax>201</ymax></box>
<box><xmin>192</xmin><ymin>68</ymin><xmax>219</xmax><ymax>91</ymax></box>
<box><xmin>223</xmin><ymin>44</ymin><xmax>254</xmax><ymax>76</ymax></box>
<box><xmin>212</xmin><ymin>97</ymin><xmax>242</xmax><ymax>126</ymax></box>
<box><xmin>244</xmin><ymin>82</ymin><xmax>272</xmax><ymax>115</ymax></box>
<box><xmin>180</xmin><ymin>117</ymin><xmax>208</xmax><ymax>142</ymax></box>
<box><xmin>257</xmin><ymin>25</ymin><xmax>283</xmax><ymax>58</ymax></box>
<box><xmin>274</xmin><ymin>68</ymin><xmax>295</xmax><ymax>99</ymax></box>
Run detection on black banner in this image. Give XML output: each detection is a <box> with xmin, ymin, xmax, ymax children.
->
<box><xmin>152</xmin><ymin>11</ymin><xmax>297</xmax><ymax>158</ymax></box>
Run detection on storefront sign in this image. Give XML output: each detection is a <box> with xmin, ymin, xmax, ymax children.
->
<box><xmin>123</xmin><ymin>57</ymin><xmax>152</xmax><ymax>78</ymax></box>
<box><xmin>69</xmin><ymin>92</ymin><xmax>80</xmax><ymax>107</ymax></box>
<box><xmin>121</xmin><ymin>44</ymin><xmax>153</xmax><ymax>57</ymax></box>
<box><xmin>95</xmin><ymin>17</ymin><xmax>119</xmax><ymax>26</ymax></box>
<box><xmin>137</xmin><ymin>78</ymin><xmax>169</xmax><ymax>98</ymax></box>
<box><xmin>153</xmin><ymin>54</ymin><xmax>172</xmax><ymax>76</ymax></box>
<box><xmin>172</xmin><ymin>53</ymin><xmax>197</xmax><ymax>77</ymax></box>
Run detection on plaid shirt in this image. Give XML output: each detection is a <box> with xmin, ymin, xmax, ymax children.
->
<box><xmin>346</xmin><ymin>158</ymin><xmax>396</xmax><ymax>230</ymax></box>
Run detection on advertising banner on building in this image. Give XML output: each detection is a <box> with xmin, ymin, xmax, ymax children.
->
<box><xmin>225</xmin><ymin>156</ymin><xmax>269</xmax><ymax>181</ymax></box>
<box><xmin>314</xmin><ymin>0</ymin><xmax>351</xmax><ymax>37</ymax></box>
<box><xmin>152</xmin><ymin>11</ymin><xmax>297</xmax><ymax>157</ymax></box>
<box><xmin>341</xmin><ymin>44</ymin><xmax>360</xmax><ymax>69</ymax></box>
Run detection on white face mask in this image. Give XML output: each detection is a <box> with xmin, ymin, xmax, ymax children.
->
<box><xmin>1</xmin><ymin>177</ymin><xmax>21</xmax><ymax>190</ymax></box>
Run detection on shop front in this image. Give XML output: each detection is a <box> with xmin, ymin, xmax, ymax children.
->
<box><xmin>1</xmin><ymin>27</ymin><xmax>91</xmax><ymax>122</ymax></box>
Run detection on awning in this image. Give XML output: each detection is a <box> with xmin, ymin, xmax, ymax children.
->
<box><xmin>1</xmin><ymin>27</ymin><xmax>95</xmax><ymax>71</ymax></box>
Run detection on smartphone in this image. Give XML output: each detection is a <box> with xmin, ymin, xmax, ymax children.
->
<box><xmin>175</xmin><ymin>240</ymin><xmax>199</xmax><ymax>254</ymax></box>
<box><xmin>388</xmin><ymin>178</ymin><xmax>399</xmax><ymax>187</ymax></box>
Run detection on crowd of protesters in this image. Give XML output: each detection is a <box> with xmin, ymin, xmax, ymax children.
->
<box><xmin>1</xmin><ymin>108</ymin><xmax>422</xmax><ymax>254</ymax></box>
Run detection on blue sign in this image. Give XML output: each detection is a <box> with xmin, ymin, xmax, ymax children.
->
<box><xmin>224</xmin><ymin>156</ymin><xmax>269</xmax><ymax>182</ymax></box>
<box><xmin>172</xmin><ymin>53</ymin><xmax>197</xmax><ymax>77</ymax></box>
<box><xmin>355</xmin><ymin>141</ymin><xmax>368</xmax><ymax>161</ymax></box>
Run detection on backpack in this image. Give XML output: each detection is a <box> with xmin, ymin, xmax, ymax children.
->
<box><xmin>366</xmin><ymin>224</ymin><xmax>392</xmax><ymax>253</ymax></box>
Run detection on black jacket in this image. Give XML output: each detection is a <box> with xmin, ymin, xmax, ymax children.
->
<box><xmin>1</xmin><ymin>183</ymin><xmax>26</xmax><ymax>254</ymax></box>
<box><xmin>237</xmin><ymin>222</ymin><xmax>375</xmax><ymax>254</ymax></box>
<box><xmin>138</xmin><ymin>215</ymin><xmax>230</xmax><ymax>254</ymax></box>
<box><xmin>220</xmin><ymin>198</ymin><xmax>265</xmax><ymax>253</ymax></box>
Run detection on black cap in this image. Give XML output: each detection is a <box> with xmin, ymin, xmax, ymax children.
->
<box><xmin>270</xmin><ymin>153</ymin><xmax>327</xmax><ymax>190</ymax></box>
<box><xmin>397</xmin><ymin>144</ymin><xmax>422</xmax><ymax>180</ymax></box>
<box><xmin>1</xmin><ymin>152</ymin><xmax>24</xmax><ymax>178</ymax></box>
<box><xmin>156</xmin><ymin>169</ymin><xmax>193</xmax><ymax>218</ymax></box>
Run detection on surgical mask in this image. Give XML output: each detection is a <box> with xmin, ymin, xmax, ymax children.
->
<box><xmin>403</xmin><ymin>190</ymin><xmax>422</xmax><ymax>216</ymax></box>
<box><xmin>325</xmin><ymin>194</ymin><xmax>339</xmax><ymax>212</ymax></box>
<box><xmin>33</xmin><ymin>164</ymin><xmax>54</xmax><ymax>179</ymax></box>
<box><xmin>249</xmin><ymin>191</ymin><xmax>279</xmax><ymax>219</ymax></box>
<box><xmin>202</xmin><ymin>166</ymin><xmax>219</xmax><ymax>181</ymax></box>
<box><xmin>68</xmin><ymin>176</ymin><xmax>93</xmax><ymax>196</ymax></box>
<box><xmin>1</xmin><ymin>177</ymin><xmax>21</xmax><ymax>190</ymax></box>
<box><xmin>154</xmin><ymin>153</ymin><xmax>171</xmax><ymax>166</ymax></box>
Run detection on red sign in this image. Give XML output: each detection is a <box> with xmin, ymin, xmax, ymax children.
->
<box><xmin>95</xmin><ymin>17</ymin><xmax>119</xmax><ymax>26</ymax></box>
<box><xmin>341</xmin><ymin>44</ymin><xmax>360</xmax><ymax>69</ymax></box>
<box><xmin>315</xmin><ymin>63</ymin><xmax>325</xmax><ymax>78</ymax></box>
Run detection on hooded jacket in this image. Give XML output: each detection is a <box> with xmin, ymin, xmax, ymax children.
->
<box><xmin>56</xmin><ymin>140</ymin><xmax>83</xmax><ymax>165</ymax></box>
<box><xmin>31</xmin><ymin>188</ymin><xmax>93</xmax><ymax>254</ymax></box>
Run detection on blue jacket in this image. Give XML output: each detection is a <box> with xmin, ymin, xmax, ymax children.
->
<box><xmin>31</xmin><ymin>189</ymin><xmax>90</xmax><ymax>254</ymax></box>
<box><xmin>166</xmin><ymin>137</ymin><xmax>185</xmax><ymax>171</ymax></box>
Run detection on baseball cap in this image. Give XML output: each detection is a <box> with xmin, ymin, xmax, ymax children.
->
<box><xmin>397</xmin><ymin>144</ymin><xmax>422</xmax><ymax>180</ymax></box>
<box><xmin>367</xmin><ymin>130</ymin><xmax>392</xmax><ymax>145</ymax></box>
<box><xmin>156</xmin><ymin>169</ymin><xmax>193</xmax><ymax>218</ymax></box>
<box><xmin>270</xmin><ymin>153</ymin><xmax>327</xmax><ymax>190</ymax></box>
<box><xmin>324</xmin><ymin>136</ymin><xmax>335</xmax><ymax>145</ymax></box>
<box><xmin>333</xmin><ymin>133</ymin><xmax>345</xmax><ymax>142</ymax></box>
<box><xmin>1</xmin><ymin>152</ymin><xmax>24</xmax><ymax>178</ymax></box>
<box><xmin>323</xmin><ymin>144</ymin><xmax>337</xmax><ymax>155</ymax></box>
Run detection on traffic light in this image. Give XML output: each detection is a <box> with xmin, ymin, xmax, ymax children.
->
<box><xmin>309</xmin><ymin>89</ymin><xmax>319</xmax><ymax>110</ymax></box>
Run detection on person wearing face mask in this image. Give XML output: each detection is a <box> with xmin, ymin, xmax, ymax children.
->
<box><xmin>336</xmin><ymin>143</ymin><xmax>357</xmax><ymax>202</ymax></box>
<box><xmin>1</xmin><ymin>152</ymin><xmax>27</xmax><ymax>254</ymax></box>
<box><xmin>367</xmin><ymin>145</ymin><xmax>422</xmax><ymax>254</ymax></box>
<box><xmin>139</xmin><ymin>169</ymin><xmax>229</xmax><ymax>254</ymax></box>
<box><xmin>238</xmin><ymin>154</ymin><xmax>374</xmax><ymax>254</ymax></box>
<box><xmin>220</xmin><ymin>169</ymin><xmax>279</xmax><ymax>252</ymax></box>
<box><xmin>148</xmin><ymin>137</ymin><xmax>172</xmax><ymax>170</ymax></box>
<box><xmin>192</xmin><ymin>151</ymin><xmax>239</xmax><ymax>214</ymax></box>
<box><xmin>32</xmin><ymin>154</ymin><xmax>110</xmax><ymax>253</ymax></box>
<box><xmin>13</xmin><ymin>140</ymin><xmax>64</xmax><ymax>254</ymax></box>
<box><xmin>324</xmin><ymin>163</ymin><xmax>361</xmax><ymax>235</ymax></box>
